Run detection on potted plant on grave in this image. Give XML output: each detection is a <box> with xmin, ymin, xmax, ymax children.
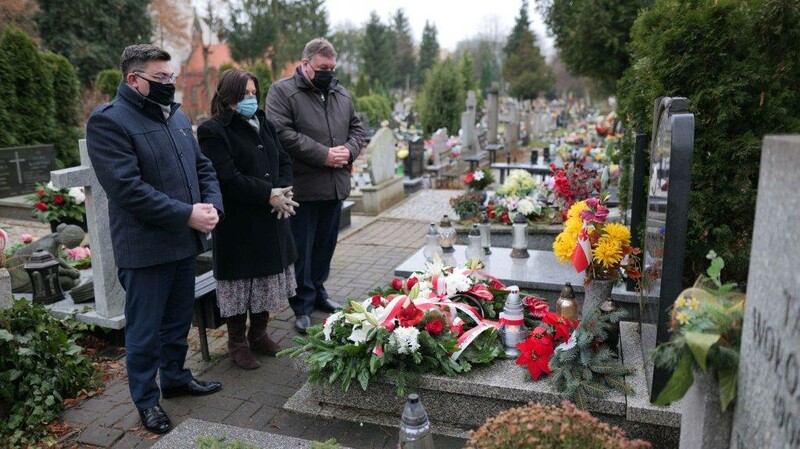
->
<box><xmin>463</xmin><ymin>167</ymin><xmax>494</xmax><ymax>201</ymax></box>
<box><xmin>449</xmin><ymin>191</ymin><xmax>484</xmax><ymax>222</ymax></box>
<box><xmin>27</xmin><ymin>182</ymin><xmax>87</xmax><ymax>232</ymax></box>
<box><xmin>650</xmin><ymin>252</ymin><xmax>744</xmax><ymax>439</ymax></box>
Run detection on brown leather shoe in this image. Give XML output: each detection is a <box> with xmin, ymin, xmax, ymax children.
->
<box><xmin>227</xmin><ymin>313</ymin><xmax>260</xmax><ymax>370</ymax></box>
<box><xmin>248</xmin><ymin>312</ymin><xmax>281</xmax><ymax>356</ymax></box>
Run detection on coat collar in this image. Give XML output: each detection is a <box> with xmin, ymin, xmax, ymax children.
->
<box><xmin>292</xmin><ymin>65</ymin><xmax>341</xmax><ymax>94</ymax></box>
<box><xmin>116</xmin><ymin>82</ymin><xmax>180</xmax><ymax>121</ymax></box>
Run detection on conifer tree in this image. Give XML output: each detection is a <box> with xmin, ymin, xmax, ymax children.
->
<box><xmin>419</xmin><ymin>58</ymin><xmax>464</xmax><ymax>135</ymax></box>
<box><xmin>503</xmin><ymin>2</ymin><xmax>553</xmax><ymax>99</ymax></box>
<box><xmin>417</xmin><ymin>21</ymin><xmax>439</xmax><ymax>86</ymax></box>
<box><xmin>42</xmin><ymin>51</ymin><xmax>81</xmax><ymax>168</ymax></box>
<box><xmin>548</xmin><ymin>307</ymin><xmax>635</xmax><ymax>408</ymax></box>
<box><xmin>392</xmin><ymin>9</ymin><xmax>416</xmax><ymax>90</ymax></box>
<box><xmin>504</xmin><ymin>0</ymin><xmax>531</xmax><ymax>57</ymax></box>
<box><xmin>360</xmin><ymin>11</ymin><xmax>395</xmax><ymax>90</ymax></box>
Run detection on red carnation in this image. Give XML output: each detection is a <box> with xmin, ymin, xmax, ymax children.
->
<box><xmin>371</xmin><ymin>294</ymin><xmax>382</xmax><ymax>307</ymax></box>
<box><xmin>391</xmin><ymin>278</ymin><xmax>404</xmax><ymax>290</ymax></box>
<box><xmin>37</xmin><ymin>188</ymin><xmax>45</xmax><ymax>197</ymax></box>
<box><xmin>53</xmin><ymin>195</ymin><xmax>65</xmax><ymax>205</ymax></box>
<box><xmin>398</xmin><ymin>303</ymin><xmax>424</xmax><ymax>327</ymax></box>
<box><xmin>464</xmin><ymin>172</ymin><xmax>474</xmax><ymax>184</ymax></box>
<box><xmin>405</xmin><ymin>277</ymin><xmax>418</xmax><ymax>291</ymax></box>
<box><xmin>425</xmin><ymin>319</ymin><xmax>443</xmax><ymax>335</ymax></box>
<box><xmin>35</xmin><ymin>202</ymin><xmax>47</xmax><ymax>211</ymax></box>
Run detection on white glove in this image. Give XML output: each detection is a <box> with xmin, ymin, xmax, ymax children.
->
<box><xmin>270</xmin><ymin>187</ymin><xmax>299</xmax><ymax>219</ymax></box>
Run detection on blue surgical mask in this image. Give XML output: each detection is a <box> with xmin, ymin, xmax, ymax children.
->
<box><xmin>236</xmin><ymin>96</ymin><xmax>258</xmax><ymax>118</ymax></box>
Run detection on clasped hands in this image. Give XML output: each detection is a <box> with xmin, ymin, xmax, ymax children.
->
<box><xmin>324</xmin><ymin>146</ymin><xmax>350</xmax><ymax>169</ymax></box>
<box><xmin>270</xmin><ymin>186</ymin><xmax>299</xmax><ymax>219</ymax></box>
<box><xmin>188</xmin><ymin>203</ymin><xmax>219</xmax><ymax>233</ymax></box>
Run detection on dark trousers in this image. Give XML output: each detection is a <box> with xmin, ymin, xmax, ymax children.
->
<box><xmin>289</xmin><ymin>199</ymin><xmax>342</xmax><ymax>317</ymax></box>
<box><xmin>118</xmin><ymin>256</ymin><xmax>195</xmax><ymax>410</ymax></box>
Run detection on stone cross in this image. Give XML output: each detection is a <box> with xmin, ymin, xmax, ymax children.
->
<box><xmin>50</xmin><ymin>140</ymin><xmax>125</xmax><ymax>320</ymax></box>
<box><xmin>430</xmin><ymin>128</ymin><xmax>450</xmax><ymax>167</ymax></box>
<box><xmin>461</xmin><ymin>91</ymin><xmax>478</xmax><ymax>155</ymax></box>
<box><xmin>731</xmin><ymin>135</ymin><xmax>800</xmax><ymax>449</ymax></box>
<box><xmin>367</xmin><ymin>126</ymin><xmax>398</xmax><ymax>185</ymax></box>
<box><xmin>505</xmin><ymin>103</ymin><xmax>519</xmax><ymax>153</ymax></box>
<box><xmin>487</xmin><ymin>84</ymin><xmax>499</xmax><ymax>145</ymax></box>
<box><xmin>9</xmin><ymin>151</ymin><xmax>26</xmax><ymax>183</ymax></box>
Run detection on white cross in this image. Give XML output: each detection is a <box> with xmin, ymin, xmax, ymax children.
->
<box><xmin>50</xmin><ymin>140</ymin><xmax>125</xmax><ymax>325</ymax></box>
<box><xmin>9</xmin><ymin>151</ymin><xmax>26</xmax><ymax>183</ymax></box>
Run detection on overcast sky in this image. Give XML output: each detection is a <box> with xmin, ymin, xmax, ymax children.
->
<box><xmin>325</xmin><ymin>0</ymin><xmax>554</xmax><ymax>58</ymax></box>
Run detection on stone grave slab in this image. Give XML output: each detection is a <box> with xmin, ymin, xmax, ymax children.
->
<box><xmin>152</xmin><ymin>418</ymin><xmax>355</xmax><ymax>449</ymax></box>
<box><xmin>0</xmin><ymin>144</ymin><xmax>56</xmax><ymax>198</ymax></box>
<box><xmin>731</xmin><ymin>135</ymin><xmax>800</xmax><ymax>449</ymax></box>
<box><xmin>362</xmin><ymin>127</ymin><xmax>404</xmax><ymax>215</ymax></box>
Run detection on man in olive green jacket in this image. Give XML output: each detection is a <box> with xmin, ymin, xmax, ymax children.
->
<box><xmin>266</xmin><ymin>37</ymin><xmax>365</xmax><ymax>333</ymax></box>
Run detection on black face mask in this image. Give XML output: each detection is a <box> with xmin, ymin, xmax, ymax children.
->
<box><xmin>312</xmin><ymin>70</ymin><xmax>334</xmax><ymax>91</ymax></box>
<box><xmin>147</xmin><ymin>82</ymin><xmax>175</xmax><ymax>106</ymax></box>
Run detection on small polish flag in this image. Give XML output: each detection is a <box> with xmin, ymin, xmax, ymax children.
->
<box><xmin>571</xmin><ymin>225</ymin><xmax>592</xmax><ymax>273</ymax></box>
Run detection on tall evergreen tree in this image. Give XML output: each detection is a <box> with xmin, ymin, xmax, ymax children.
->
<box><xmin>392</xmin><ymin>9</ymin><xmax>416</xmax><ymax>90</ymax></box>
<box><xmin>504</xmin><ymin>31</ymin><xmax>553</xmax><ymax>99</ymax></box>
<box><xmin>36</xmin><ymin>0</ymin><xmax>152</xmax><ymax>84</ymax></box>
<box><xmin>42</xmin><ymin>51</ymin><xmax>82</xmax><ymax>167</ymax></box>
<box><xmin>419</xmin><ymin>58</ymin><xmax>464</xmax><ymax>135</ymax></box>
<box><xmin>360</xmin><ymin>11</ymin><xmax>395</xmax><ymax>90</ymax></box>
<box><xmin>270</xmin><ymin>0</ymin><xmax>329</xmax><ymax>77</ymax></box>
<box><xmin>504</xmin><ymin>0</ymin><xmax>531</xmax><ymax>57</ymax></box>
<box><xmin>227</xmin><ymin>0</ymin><xmax>278</xmax><ymax>66</ymax></box>
<box><xmin>329</xmin><ymin>23</ymin><xmax>364</xmax><ymax>83</ymax></box>
<box><xmin>417</xmin><ymin>21</ymin><xmax>439</xmax><ymax>86</ymax></box>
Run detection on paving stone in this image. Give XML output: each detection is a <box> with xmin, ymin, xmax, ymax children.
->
<box><xmin>63</xmin><ymin>408</ymin><xmax>102</xmax><ymax>426</ymax></box>
<box><xmin>221</xmin><ymin>401</ymin><xmax>262</xmax><ymax>427</ymax></box>
<box><xmin>116</xmin><ymin>408</ymin><xmax>142</xmax><ymax>431</ymax></box>
<box><xmin>77</xmin><ymin>426</ymin><xmax>124</xmax><ymax>447</ymax></box>
<box><xmin>110</xmin><ymin>432</ymin><xmax>148</xmax><ymax>449</ymax></box>
<box><xmin>189</xmin><ymin>405</ymin><xmax>232</xmax><ymax>423</ymax></box>
<box><xmin>80</xmin><ymin>397</ymin><xmax>119</xmax><ymax>413</ymax></box>
<box><xmin>95</xmin><ymin>403</ymin><xmax>133</xmax><ymax>428</ymax></box>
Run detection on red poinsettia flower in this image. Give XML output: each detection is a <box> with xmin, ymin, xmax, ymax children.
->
<box><xmin>542</xmin><ymin>312</ymin><xmax>576</xmax><ymax>342</ymax></box>
<box><xmin>37</xmin><ymin>188</ymin><xmax>45</xmax><ymax>197</ymax></box>
<box><xmin>524</xmin><ymin>297</ymin><xmax>550</xmax><ymax>318</ymax></box>
<box><xmin>398</xmin><ymin>303</ymin><xmax>424</xmax><ymax>327</ymax></box>
<box><xmin>405</xmin><ymin>277</ymin><xmax>418</xmax><ymax>291</ymax></box>
<box><xmin>371</xmin><ymin>294</ymin><xmax>382</xmax><ymax>307</ymax></box>
<box><xmin>516</xmin><ymin>334</ymin><xmax>555</xmax><ymax>380</ymax></box>
<box><xmin>35</xmin><ymin>202</ymin><xmax>47</xmax><ymax>211</ymax></box>
<box><xmin>489</xmin><ymin>278</ymin><xmax>504</xmax><ymax>290</ymax></box>
<box><xmin>425</xmin><ymin>319</ymin><xmax>443</xmax><ymax>335</ymax></box>
<box><xmin>469</xmin><ymin>284</ymin><xmax>494</xmax><ymax>301</ymax></box>
<box><xmin>53</xmin><ymin>195</ymin><xmax>65</xmax><ymax>205</ymax></box>
<box><xmin>391</xmin><ymin>278</ymin><xmax>404</xmax><ymax>290</ymax></box>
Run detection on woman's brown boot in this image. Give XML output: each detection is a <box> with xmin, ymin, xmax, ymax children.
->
<box><xmin>247</xmin><ymin>312</ymin><xmax>281</xmax><ymax>356</ymax></box>
<box><xmin>226</xmin><ymin>313</ymin><xmax>260</xmax><ymax>369</ymax></box>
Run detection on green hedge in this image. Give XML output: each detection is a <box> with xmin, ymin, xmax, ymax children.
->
<box><xmin>95</xmin><ymin>69</ymin><xmax>122</xmax><ymax>99</ymax></box>
<box><xmin>617</xmin><ymin>0</ymin><xmax>800</xmax><ymax>284</ymax></box>
<box><xmin>42</xmin><ymin>51</ymin><xmax>81</xmax><ymax>168</ymax></box>
<box><xmin>355</xmin><ymin>94</ymin><xmax>392</xmax><ymax>128</ymax></box>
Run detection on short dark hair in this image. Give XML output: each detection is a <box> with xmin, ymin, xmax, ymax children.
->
<box><xmin>302</xmin><ymin>38</ymin><xmax>337</xmax><ymax>61</ymax></box>
<box><xmin>119</xmin><ymin>44</ymin><xmax>171</xmax><ymax>77</ymax></box>
<box><xmin>211</xmin><ymin>69</ymin><xmax>261</xmax><ymax>118</ymax></box>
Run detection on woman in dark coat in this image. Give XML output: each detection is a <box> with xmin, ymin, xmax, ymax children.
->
<box><xmin>198</xmin><ymin>69</ymin><xmax>298</xmax><ymax>370</ymax></box>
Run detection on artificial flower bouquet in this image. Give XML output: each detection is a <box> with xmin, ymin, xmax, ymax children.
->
<box><xmin>650</xmin><ymin>252</ymin><xmax>745</xmax><ymax>411</ymax></box>
<box><xmin>546</xmin><ymin>162</ymin><xmax>601</xmax><ymax>220</ymax></box>
<box><xmin>485</xmin><ymin>170</ymin><xmax>555</xmax><ymax>224</ymax></box>
<box><xmin>463</xmin><ymin>168</ymin><xmax>494</xmax><ymax>191</ymax></box>
<box><xmin>279</xmin><ymin>258</ymin><xmax>505</xmax><ymax>395</ymax></box>
<box><xmin>552</xmin><ymin>196</ymin><xmax>641</xmax><ymax>284</ymax></box>
<box><xmin>27</xmin><ymin>182</ymin><xmax>86</xmax><ymax>224</ymax></box>
<box><xmin>64</xmin><ymin>246</ymin><xmax>92</xmax><ymax>269</ymax></box>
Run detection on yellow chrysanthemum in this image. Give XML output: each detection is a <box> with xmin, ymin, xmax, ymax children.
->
<box><xmin>565</xmin><ymin>216</ymin><xmax>583</xmax><ymax>233</ymax></box>
<box><xmin>553</xmin><ymin>231</ymin><xmax>578</xmax><ymax>263</ymax></box>
<box><xmin>566</xmin><ymin>201</ymin><xmax>587</xmax><ymax>221</ymax></box>
<box><xmin>593</xmin><ymin>236</ymin><xmax>623</xmax><ymax>268</ymax></box>
<box><xmin>602</xmin><ymin>222</ymin><xmax>631</xmax><ymax>247</ymax></box>
<box><xmin>688</xmin><ymin>298</ymin><xmax>701</xmax><ymax>310</ymax></box>
<box><xmin>674</xmin><ymin>297</ymin><xmax>687</xmax><ymax>308</ymax></box>
<box><xmin>676</xmin><ymin>311</ymin><xmax>691</xmax><ymax>325</ymax></box>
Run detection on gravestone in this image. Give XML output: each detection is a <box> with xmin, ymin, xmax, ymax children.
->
<box><xmin>362</xmin><ymin>126</ymin><xmax>404</xmax><ymax>215</ymax></box>
<box><xmin>641</xmin><ymin>97</ymin><xmax>694</xmax><ymax>401</ymax></box>
<box><xmin>626</xmin><ymin>132</ymin><xmax>650</xmax><ymax>291</ymax></box>
<box><xmin>404</xmin><ymin>136</ymin><xmax>425</xmax><ymax>179</ymax></box>
<box><xmin>487</xmin><ymin>84</ymin><xmax>499</xmax><ymax>145</ymax></box>
<box><xmin>0</xmin><ymin>145</ymin><xmax>56</xmax><ymax>198</ymax></box>
<box><xmin>461</xmin><ymin>91</ymin><xmax>478</xmax><ymax>156</ymax></box>
<box><xmin>429</xmin><ymin>128</ymin><xmax>450</xmax><ymax>168</ymax></box>
<box><xmin>0</xmin><ymin>268</ymin><xmax>11</xmax><ymax>310</ymax></box>
<box><xmin>505</xmin><ymin>104</ymin><xmax>519</xmax><ymax>153</ymax></box>
<box><xmin>49</xmin><ymin>140</ymin><xmax>126</xmax><ymax>328</ymax></box>
<box><xmin>730</xmin><ymin>135</ymin><xmax>800</xmax><ymax>449</ymax></box>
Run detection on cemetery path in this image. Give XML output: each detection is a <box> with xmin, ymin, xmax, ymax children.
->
<box><xmin>59</xmin><ymin>191</ymin><xmax>466</xmax><ymax>449</ymax></box>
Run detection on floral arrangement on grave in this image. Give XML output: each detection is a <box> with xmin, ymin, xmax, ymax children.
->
<box><xmin>27</xmin><ymin>182</ymin><xmax>86</xmax><ymax>224</ymax></box>
<box><xmin>546</xmin><ymin>162</ymin><xmax>601</xmax><ymax>220</ymax></box>
<box><xmin>547</xmin><ymin>307</ymin><xmax>636</xmax><ymax>407</ymax></box>
<box><xmin>650</xmin><ymin>252</ymin><xmax>744</xmax><ymax>412</ymax></box>
<box><xmin>514</xmin><ymin>297</ymin><xmax>578</xmax><ymax>380</ymax></box>
<box><xmin>279</xmin><ymin>257</ymin><xmax>504</xmax><ymax>396</ymax></box>
<box><xmin>64</xmin><ymin>246</ymin><xmax>92</xmax><ymax>269</ymax></box>
<box><xmin>485</xmin><ymin>170</ymin><xmax>554</xmax><ymax>225</ymax></box>
<box><xmin>449</xmin><ymin>191</ymin><xmax>485</xmax><ymax>222</ymax></box>
<box><xmin>552</xmin><ymin>196</ymin><xmax>641</xmax><ymax>285</ymax></box>
<box><xmin>463</xmin><ymin>168</ymin><xmax>494</xmax><ymax>191</ymax></box>
<box><xmin>465</xmin><ymin>400</ymin><xmax>651</xmax><ymax>449</ymax></box>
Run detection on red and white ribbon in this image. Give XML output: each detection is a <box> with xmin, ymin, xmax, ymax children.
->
<box><xmin>450</xmin><ymin>321</ymin><xmax>500</xmax><ymax>360</ymax></box>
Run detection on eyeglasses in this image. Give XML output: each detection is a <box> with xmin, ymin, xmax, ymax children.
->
<box><xmin>134</xmin><ymin>71</ymin><xmax>178</xmax><ymax>84</ymax></box>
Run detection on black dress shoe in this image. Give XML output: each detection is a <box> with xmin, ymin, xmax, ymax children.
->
<box><xmin>295</xmin><ymin>315</ymin><xmax>311</xmax><ymax>334</ymax></box>
<box><xmin>161</xmin><ymin>379</ymin><xmax>222</xmax><ymax>399</ymax></box>
<box><xmin>139</xmin><ymin>405</ymin><xmax>171</xmax><ymax>434</ymax></box>
<box><xmin>315</xmin><ymin>298</ymin><xmax>343</xmax><ymax>313</ymax></box>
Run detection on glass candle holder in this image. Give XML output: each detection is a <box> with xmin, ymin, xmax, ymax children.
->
<box><xmin>438</xmin><ymin>215</ymin><xmax>456</xmax><ymax>253</ymax></box>
<box><xmin>510</xmin><ymin>212</ymin><xmax>529</xmax><ymax>258</ymax></box>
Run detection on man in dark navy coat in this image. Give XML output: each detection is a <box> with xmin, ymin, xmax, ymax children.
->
<box><xmin>86</xmin><ymin>44</ymin><xmax>224</xmax><ymax>435</ymax></box>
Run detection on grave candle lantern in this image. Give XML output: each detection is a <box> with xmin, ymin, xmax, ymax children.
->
<box><xmin>24</xmin><ymin>249</ymin><xmax>64</xmax><ymax>305</ymax></box>
<box><xmin>464</xmin><ymin>224</ymin><xmax>483</xmax><ymax>263</ymax></box>
<box><xmin>556</xmin><ymin>282</ymin><xmax>578</xmax><ymax>321</ymax></box>
<box><xmin>438</xmin><ymin>215</ymin><xmax>456</xmax><ymax>253</ymax></box>
<box><xmin>478</xmin><ymin>212</ymin><xmax>492</xmax><ymax>255</ymax></box>
<box><xmin>499</xmin><ymin>285</ymin><xmax>529</xmax><ymax>357</ymax></box>
<box><xmin>510</xmin><ymin>213</ymin><xmax>529</xmax><ymax>258</ymax></box>
<box><xmin>422</xmin><ymin>222</ymin><xmax>442</xmax><ymax>262</ymax></box>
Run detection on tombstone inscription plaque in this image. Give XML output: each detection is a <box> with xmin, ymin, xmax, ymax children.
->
<box><xmin>0</xmin><ymin>145</ymin><xmax>56</xmax><ymax>198</ymax></box>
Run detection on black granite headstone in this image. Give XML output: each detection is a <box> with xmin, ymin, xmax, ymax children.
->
<box><xmin>626</xmin><ymin>132</ymin><xmax>649</xmax><ymax>292</ymax></box>
<box><xmin>0</xmin><ymin>145</ymin><xmax>56</xmax><ymax>198</ymax></box>
<box><xmin>641</xmin><ymin>97</ymin><xmax>694</xmax><ymax>402</ymax></box>
<box><xmin>403</xmin><ymin>136</ymin><xmax>425</xmax><ymax>179</ymax></box>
